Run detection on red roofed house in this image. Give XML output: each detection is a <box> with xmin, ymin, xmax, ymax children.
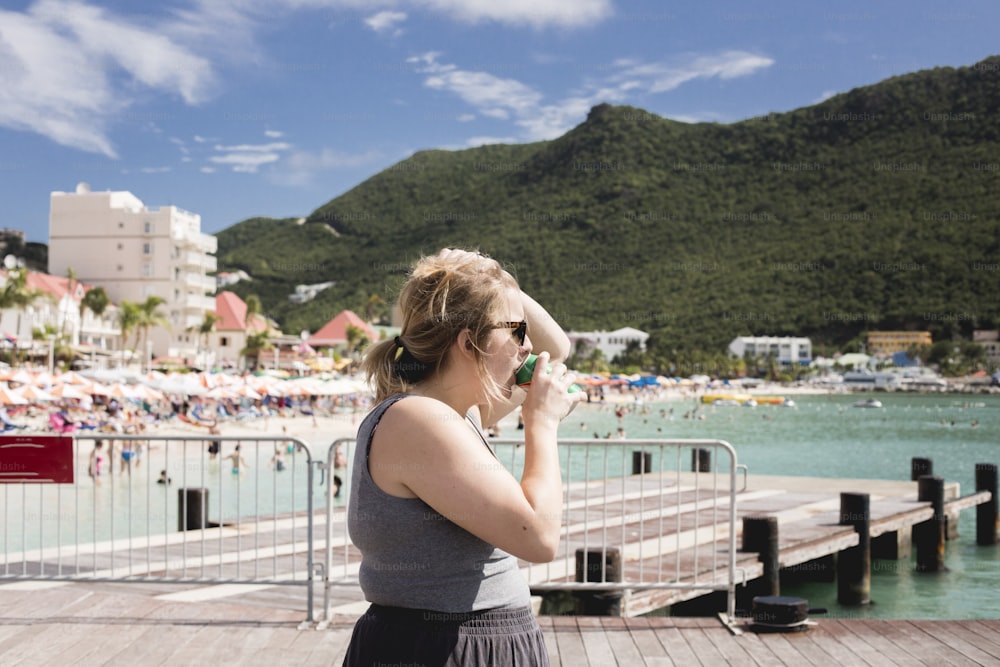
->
<box><xmin>207</xmin><ymin>291</ymin><xmax>273</xmax><ymax>368</ymax></box>
<box><xmin>307</xmin><ymin>310</ymin><xmax>379</xmax><ymax>349</ymax></box>
<box><xmin>0</xmin><ymin>269</ymin><xmax>121</xmax><ymax>361</ymax></box>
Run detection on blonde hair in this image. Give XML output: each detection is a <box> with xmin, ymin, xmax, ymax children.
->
<box><xmin>363</xmin><ymin>250</ymin><xmax>519</xmax><ymax>404</ymax></box>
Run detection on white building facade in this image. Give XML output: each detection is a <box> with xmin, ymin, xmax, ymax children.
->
<box><xmin>567</xmin><ymin>326</ymin><xmax>650</xmax><ymax>362</ymax></box>
<box><xmin>728</xmin><ymin>336</ymin><xmax>812</xmax><ymax>364</ymax></box>
<box><xmin>48</xmin><ymin>183</ymin><xmax>217</xmax><ymax>360</ymax></box>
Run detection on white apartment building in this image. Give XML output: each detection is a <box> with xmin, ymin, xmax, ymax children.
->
<box><xmin>48</xmin><ymin>183</ymin><xmax>217</xmax><ymax>361</ymax></box>
<box><xmin>567</xmin><ymin>326</ymin><xmax>650</xmax><ymax>362</ymax></box>
<box><xmin>728</xmin><ymin>336</ymin><xmax>812</xmax><ymax>364</ymax></box>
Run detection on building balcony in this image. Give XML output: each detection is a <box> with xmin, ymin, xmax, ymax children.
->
<box><xmin>184</xmin><ymin>273</ymin><xmax>217</xmax><ymax>293</ymax></box>
<box><xmin>180</xmin><ymin>251</ymin><xmax>217</xmax><ymax>272</ymax></box>
<box><xmin>181</xmin><ymin>294</ymin><xmax>216</xmax><ymax>312</ymax></box>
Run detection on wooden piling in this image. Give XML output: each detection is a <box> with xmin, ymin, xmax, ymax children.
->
<box><xmin>837</xmin><ymin>492</ymin><xmax>871</xmax><ymax>605</ymax></box>
<box><xmin>691</xmin><ymin>448</ymin><xmax>711</xmax><ymax>473</ymax></box>
<box><xmin>574</xmin><ymin>548</ymin><xmax>623</xmax><ymax>616</ymax></box>
<box><xmin>742</xmin><ymin>515</ymin><xmax>780</xmax><ymax>597</ymax></box>
<box><xmin>976</xmin><ymin>463</ymin><xmax>998</xmax><ymax>546</ymax></box>
<box><xmin>915</xmin><ymin>475</ymin><xmax>946</xmax><ymax>572</ymax></box>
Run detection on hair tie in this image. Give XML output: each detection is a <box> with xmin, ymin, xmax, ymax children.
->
<box><xmin>394</xmin><ymin>336</ymin><xmax>404</xmax><ymax>361</ymax></box>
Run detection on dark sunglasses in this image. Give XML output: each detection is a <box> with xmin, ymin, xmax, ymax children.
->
<box><xmin>494</xmin><ymin>320</ymin><xmax>527</xmax><ymax>345</ymax></box>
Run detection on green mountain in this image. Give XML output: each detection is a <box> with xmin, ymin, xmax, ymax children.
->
<box><xmin>216</xmin><ymin>55</ymin><xmax>1000</xmax><ymax>358</ymax></box>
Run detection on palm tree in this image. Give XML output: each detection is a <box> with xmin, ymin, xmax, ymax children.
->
<box><xmin>365</xmin><ymin>293</ymin><xmax>385</xmax><ymax>324</ymax></box>
<box><xmin>189</xmin><ymin>312</ymin><xmax>221</xmax><ymax>368</ymax></box>
<box><xmin>244</xmin><ymin>294</ymin><xmax>262</xmax><ymax>329</ymax></box>
<box><xmin>240</xmin><ymin>329</ymin><xmax>272</xmax><ymax>371</ymax></box>
<box><xmin>0</xmin><ymin>266</ymin><xmax>45</xmax><ymax>366</ymax></box>
<box><xmin>136</xmin><ymin>296</ymin><xmax>169</xmax><ymax>371</ymax></box>
<box><xmin>117</xmin><ymin>301</ymin><xmax>141</xmax><ymax>367</ymax></box>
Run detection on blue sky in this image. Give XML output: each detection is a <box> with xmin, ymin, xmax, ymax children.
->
<box><xmin>1</xmin><ymin>0</ymin><xmax>997</xmax><ymax>243</ymax></box>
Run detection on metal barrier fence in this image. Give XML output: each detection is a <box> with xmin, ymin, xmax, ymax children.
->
<box><xmin>1</xmin><ymin>434</ymin><xmax>321</xmax><ymax>621</ymax></box>
<box><xmin>322</xmin><ymin>437</ymin><xmax>741</xmax><ymax>622</ymax></box>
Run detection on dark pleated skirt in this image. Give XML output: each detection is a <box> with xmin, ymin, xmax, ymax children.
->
<box><xmin>342</xmin><ymin>604</ymin><xmax>549</xmax><ymax>667</ymax></box>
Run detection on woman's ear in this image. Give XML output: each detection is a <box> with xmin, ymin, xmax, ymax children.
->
<box><xmin>456</xmin><ymin>329</ymin><xmax>476</xmax><ymax>360</ymax></box>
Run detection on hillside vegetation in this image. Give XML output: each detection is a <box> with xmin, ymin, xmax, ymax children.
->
<box><xmin>216</xmin><ymin>56</ymin><xmax>1000</xmax><ymax>365</ymax></box>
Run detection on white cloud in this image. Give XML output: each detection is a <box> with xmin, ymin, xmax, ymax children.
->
<box><xmin>0</xmin><ymin>1</ymin><xmax>215</xmax><ymax>156</ymax></box>
<box><xmin>608</xmin><ymin>51</ymin><xmax>775</xmax><ymax>94</ymax></box>
<box><xmin>210</xmin><ymin>152</ymin><xmax>282</xmax><ymax>173</ymax></box>
<box><xmin>415</xmin><ymin>0</ymin><xmax>611</xmax><ymax>28</ymax></box>
<box><xmin>408</xmin><ymin>50</ymin><xmax>775</xmax><ymax>142</ymax></box>
<box><xmin>365</xmin><ymin>10</ymin><xmax>406</xmax><ymax>34</ymax></box>
<box><xmin>269</xmin><ymin>147</ymin><xmax>383</xmax><ymax>186</ymax></box>
<box><xmin>214</xmin><ymin>142</ymin><xmax>293</xmax><ymax>152</ymax></box>
<box><xmin>264</xmin><ymin>129</ymin><xmax>285</xmax><ymax>138</ymax></box>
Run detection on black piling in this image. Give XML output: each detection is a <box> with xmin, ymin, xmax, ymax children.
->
<box><xmin>976</xmin><ymin>463</ymin><xmax>999</xmax><ymax>546</ymax></box>
<box><xmin>911</xmin><ymin>457</ymin><xmax>933</xmax><ymax>481</ymax></box>
<box><xmin>574</xmin><ymin>548</ymin><xmax>623</xmax><ymax>615</ymax></box>
<box><xmin>837</xmin><ymin>492</ymin><xmax>871</xmax><ymax>605</ymax></box>
<box><xmin>691</xmin><ymin>448</ymin><xmax>711</xmax><ymax>473</ymax></box>
<box><xmin>178</xmin><ymin>487</ymin><xmax>208</xmax><ymax>531</ymax></box>
<box><xmin>742</xmin><ymin>515</ymin><xmax>780</xmax><ymax>597</ymax></box>
<box><xmin>914</xmin><ymin>475</ymin><xmax>946</xmax><ymax>572</ymax></box>
<box><xmin>631</xmin><ymin>451</ymin><xmax>652</xmax><ymax>475</ymax></box>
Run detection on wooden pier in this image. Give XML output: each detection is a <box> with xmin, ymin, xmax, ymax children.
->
<box><xmin>2</xmin><ymin>580</ymin><xmax>1000</xmax><ymax>665</ymax></box>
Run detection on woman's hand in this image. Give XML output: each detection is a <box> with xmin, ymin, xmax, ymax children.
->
<box><xmin>519</xmin><ymin>351</ymin><xmax>585</xmax><ymax>428</ymax></box>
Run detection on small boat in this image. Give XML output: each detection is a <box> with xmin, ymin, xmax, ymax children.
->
<box><xmin>853</xmin><ymin>398</ymin><xmax>883</xmax><ymax>408</ymax></box>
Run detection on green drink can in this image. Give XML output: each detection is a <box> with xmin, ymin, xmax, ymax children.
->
<box><xmin>515</xmin><ymin>354</ymin><xmax>582</xmax><ymax>393</ymax></box>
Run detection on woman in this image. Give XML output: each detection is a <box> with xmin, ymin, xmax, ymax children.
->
<box><xmin>343</xmin><ymin>249</ymin><xmax>583</xmax><ymax>666</ymax></box>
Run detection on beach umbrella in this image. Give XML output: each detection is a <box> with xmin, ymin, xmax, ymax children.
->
<box><xmin>56</xmin><ymin>370</ymin><xmax>91</xmax><ymax>385</ymax></box>
<box><xmin>30</xmin><ymin>371</ymin><xmax>55</xmax><ymax>388</ymax></box>
<box><xmin>233</xmin><ymin>385</ymin><xmax>262</xmax><ymax>400</ymax></box>
<box><xmin>0</xmin><ymin>385</ymin><xmax>29</xmax><ymax>405</ymax></box>
<box><xmin>106</xmin><ymin>383</ymin><xmax>136</xmax><ymax>399</ymax></box>
<box><xmin>204</xmin><ymin>386</ymin><xmax>239</xmax><ymax>400</ymax></box>
<box><xmin>15</xmin><ymin>385</ymin><xmax>54</xmax><ymax>402</ymax></box>
<box><xmin>130</xmin><ymin>384</ymin><xmax>166</xmax><ymax>402</ymax></box>
<box><xmin>85</xmin><ymin>381</ymin><xmax>113</xmax><ymax>396</ymax></box>
<box><xmin>49</xmin><ymin>384</ymin><xmax>89</xmax><ymax>400</ymax></box>
<box><xmin>7</xmin><ymin>369</ymin><xmax>34</xmax><ymax>385</ymax></box>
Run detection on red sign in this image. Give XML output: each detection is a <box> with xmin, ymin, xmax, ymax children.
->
<box><xmin>0</xmin><ymin>435</ymin><xmax>75</xmax><ymax>483</ymax></box>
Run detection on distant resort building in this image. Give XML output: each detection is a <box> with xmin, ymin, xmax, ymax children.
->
<box><xmin>307</xmin><ymin>310</ymin><xmax>379</xmax><ymax>349</ymax></box>
<box><xmin>48</xmin><ymin>182</ymin><xmax>217</xmax><ymax>361</ymax></box>
<box><xmin>974</xmin><ymin>330</ymin><xmax>1000</xmax><ymax>366</ymax></box>
<box><xmin>216</xmin><ymin>270</ymin><xmax>250</xmax><ymax>289</ymax></box>
<box><xmin>728</xmin><ymin>336</ymin><xmax>812</xmax><ymax>365</ymax></box>
<box><xmin>210</xmin><ymin>291</ymin><xmax>272</xmax><ymax>369</ymax></box>
<box><xmin>288</xmin><ymin>281</ymin><xmax>335</xmax><ymax>304</ymax></box>
<box><xmin>567</xmin><ymin>327</ymin><xmax>649</xmax><ymax>362</ymax></box>
<box><xmin>866</xmin><ymin>331</ymin><xmax>932</xmax><ymax>355</ymax></box>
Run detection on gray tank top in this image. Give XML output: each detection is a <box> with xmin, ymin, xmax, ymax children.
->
<box><xmin>347</xmin><ymin>394</ymin><xmax>531</xmax><ymax>612</ymax></box>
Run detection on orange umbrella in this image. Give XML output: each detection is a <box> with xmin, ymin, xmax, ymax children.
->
<box><xmin>0</xmin><ymin>385</ymin><xmax>29</xmax><ymax>405</ymax></box>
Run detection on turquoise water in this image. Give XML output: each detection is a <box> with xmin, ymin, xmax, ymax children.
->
<box><xmin>4</xmin><ymin>392</ymin><xmax>998</xmax><ymax>618</ymax></box>
<box><xmin>563</xmin><ymin>392</ymin><xmax>1000</xmax><ymax>619</ymax></box>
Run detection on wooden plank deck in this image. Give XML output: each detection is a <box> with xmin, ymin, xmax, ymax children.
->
<box><xmin>2</xmin><ymin>581</ymin><xmax>999</xmax><ymax>666</ymax></box>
